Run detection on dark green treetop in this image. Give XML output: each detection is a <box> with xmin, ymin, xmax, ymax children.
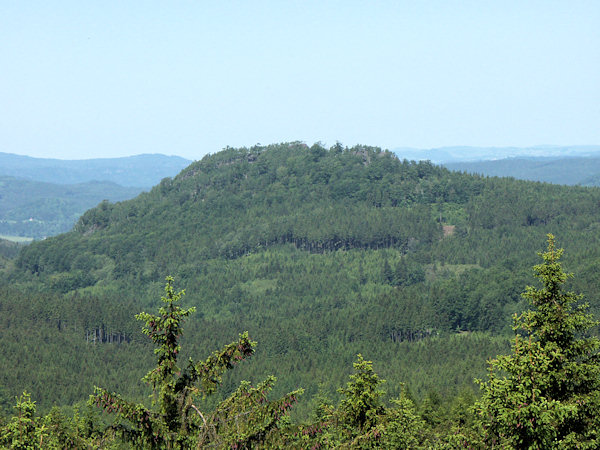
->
<box><xmin>337</xmin><ymin>354</ymin><xmax>386</xmax><ymax>434</ymax></box>
<box><xmin>295</xmin><ymin>355</ymin><xmax>424</xmax><ymax>448</ymax></box>
<box><xmin>474</xmin><ymin>234</ymin><xmax>600</xmax><ymax>448</ymax></box>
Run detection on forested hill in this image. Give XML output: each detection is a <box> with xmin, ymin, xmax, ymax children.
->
<box><xmin>4</xmin><ymin>142</ymin><xmax>600</xmax><ymax>418</ymax></box>
<box><xmin>15</xmin><ymin>142</ymin><xmax>600</xmax><ymax>282</ymax></box>
<box><xmin>15</xmin><ymin>142</ymin><xmax>472</xmax><ymax>284</ymax></box>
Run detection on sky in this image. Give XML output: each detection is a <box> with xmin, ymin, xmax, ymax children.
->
<box><xmin>1</xmin><ymin>1</ymin><xmax>599</xmax><ymax>160</ymax></box>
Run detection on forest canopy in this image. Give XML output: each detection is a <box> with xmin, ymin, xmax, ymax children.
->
<box><xmin>1</xmin><ymin>142</ymin><xmax>600</xmax><ymax>446</ymax></box>
<box><xmin>2</xmin><ymin>237</ymin><xmax>599</xmax><ymax>447</ymax></box>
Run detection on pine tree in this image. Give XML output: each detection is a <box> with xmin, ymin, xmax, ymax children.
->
<box><xmin>474</xmin><ymin>235</ymin><xmax>600</xmax><ymax>448</ymax></box>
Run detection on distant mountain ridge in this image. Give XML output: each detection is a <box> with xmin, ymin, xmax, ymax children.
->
<box><xmin>0</xmin><ymin>152</ymin><xmax>192</xmax><ymax>187</ymax></box>
<box><xmin>444</xmin><ymin>157</ymin><xmax>600</xmax><ymax>186</ymax></box>
<box><xmin>393</xmin><ymin>145</ymin><xmax>600</xmax><ymax>164</ymax></box>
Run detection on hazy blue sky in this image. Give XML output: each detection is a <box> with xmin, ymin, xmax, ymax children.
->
<box><xmin>2</xmin><ymin>1</ymin><xmax>599</xmax><ymax>160</ymax></box>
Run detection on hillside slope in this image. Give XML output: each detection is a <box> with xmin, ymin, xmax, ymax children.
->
<box><xmin>4</xmin><ymin>142</ymin><xmax>600</xmax><ymax>415</ymax></box>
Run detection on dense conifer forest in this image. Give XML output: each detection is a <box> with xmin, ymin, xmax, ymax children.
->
<box><xmin>2</xmin><ymin>142</ymin><xmax>600</xmax><ymax>447</ymax></box>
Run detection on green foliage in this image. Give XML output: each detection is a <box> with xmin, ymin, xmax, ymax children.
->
<box><xmin>294</xmin><ymin>356</ymin><xmax>425</xmax><ymax>448</ymax></box>
<box><xmin>136</xmin><ymin>278</ymin><xmax>196</xmax><ymax>417</ymax></box>
<box><xmin>4</xmin><ymin>143</ymin><xmax>600</xmax><ymax>440</ymax></box>
<box><xmin>0</xmin><ymin>238</ymin><xmax>24</xmax><ymax>260</ymax></box>
<box><xmin>91</xmin><ymin>277</ymin><xmax>301</xmax><ymax>448</ymax></box>
<box><xmin>0</xmin><ymin>392</ymin><xmax>100</xmax><ymax>449</ymax></box>
<box><xmin>338</xmin><ymin>354</ymin><xmax>385</xmax><ymax>433</ymax></box>
<box><xmin>196</xmin><ymin>376</ymin><xmax>301</xmax><ymax>448</ymax></box>
<box><xmin>4</xmin><ymin>232</ymin><xmax>600</xmax><ymax>446</ymax></box>
<box><xmin>379</xmin><ymin>392</ymin><xmax>426</xmax><ymax>448</ymax></box>
<box><xmin>474</xmin><ymin>235</ymin><xmax>600</xmax><ymax>448</ymax></box>
<box><xmin>0</xmin><ymin>392</ymin><xmax>45</xmax><ymax>449</ymax></box>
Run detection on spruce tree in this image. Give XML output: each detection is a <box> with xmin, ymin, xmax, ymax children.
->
<box><xmin>474</xmin><ymin>235</ymin><xmax>600</xmax><ymax>448</ymax></box>
<box><xmin>91</xmin><ymin>276</ymin><xmax>301</xmax><ymax>448</ymax></box>
<box><xmin>298</xmin><ymin>355</ymin><xmax>424</xmax><ymax>448</ymax></box>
